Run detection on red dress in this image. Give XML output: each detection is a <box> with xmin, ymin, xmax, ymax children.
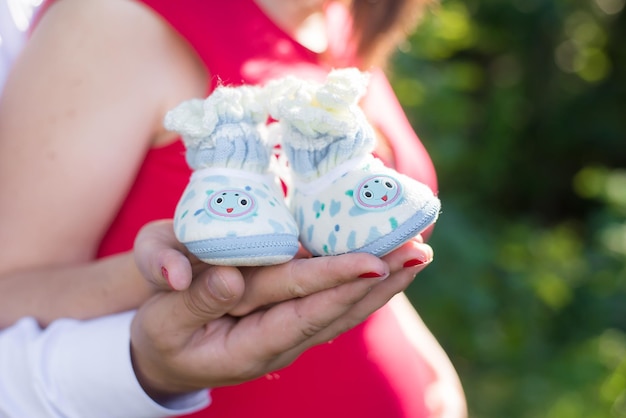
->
<box><xmin>94</xmin><ymin>1</ymin><xmax>439</xmax><ymax>416</ymax></box>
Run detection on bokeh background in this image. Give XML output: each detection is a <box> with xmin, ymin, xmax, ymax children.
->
<box><xmin>393</xmin><ymin>0</ymin><xmax>626</xmax><ymax>416</ymax></box>
<box><xmin>2</xmin><ymin>0</ymin><xmax>624</xmax><ymax>416</ymax></box>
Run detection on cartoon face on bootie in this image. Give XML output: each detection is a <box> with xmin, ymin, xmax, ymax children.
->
<box><xmin>174</xmin><ymin>171</ymin><xmax>299</xmax><ymax>266</ymax></box>
<box><xmin>353</xmin><ymin>175</ymin><xmax>402</xmax><ymax>211</ymax></box>
<box><xmin>206</xmin><ymin>189</ymin><xmax>257</xmax><ymax>219</ymax></box>
<box><xmin>291</xmin><ymin>157</ymin><xmax>440</xmax><ymax>257</ymax></box>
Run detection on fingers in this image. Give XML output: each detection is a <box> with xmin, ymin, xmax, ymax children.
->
<box><xmin>381</xmin><ymin>237</ymin><xmax>434</xmax><ymax>272</ymax></box>
<box><xmin>275</xmin><ymin>240</ymin><xmax>435</xmax><ymax>357</ymax></box>
<box><xmin>131</xmin><ymin>266</ymin><xmax>380</xmax><ymax>394</ymax></box>
<box><xmin>143</xmin><ymin>265</ymin><xmax>245</xmax><ymax>337</ymax></box>
<box><xmin>359</xmin><ymin>238</ymin><xmax>434</xmax><ymax>311</ymax></box>
<box><xmin>170</xmin><ymin>266</ymin><xmax>246</xmax><ymax>332</ymax></box>
<box><xmin>231</xmin><ymin>274</ymin><xmax>384</xmax><ymax>369</ymax></box>
<box><xmin>134</xmin><ymin>220</ymin><xmax>193</xmax><ymax>291</ymax></box>
<box><xmin>130</xmin><ymin>237</ymin><xmax>436</xmax><ymax>395</ymax></box>
<box><xmin>230</xmin><ymin>238</ymin><xmax>433</xmax><ymax>316</ymax></box>
<box><xmin>229</xmin><ymin>252</ymin><xmax>389</xmax><ymax>316</ymax></box>
<box><xmin>230</xmin><ymin>240</ymin><xmax>434</xmax><ymax>370</ymax></box>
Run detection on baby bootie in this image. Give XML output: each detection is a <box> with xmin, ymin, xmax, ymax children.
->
<box><xmin>164</xmin><ymin>85</ymin><xmax>299</xmax><ymax>266</ymax></box>
<box><xmin>265</xmin><ymin>68</ymin><xmax>440</xmax><ymax>257</ymax></box>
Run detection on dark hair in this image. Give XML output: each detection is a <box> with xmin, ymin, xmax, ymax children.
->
<box><xmin>349</xmin><ymin>0</ymin><xmax>436</xmax><ymax>68</ymax></box>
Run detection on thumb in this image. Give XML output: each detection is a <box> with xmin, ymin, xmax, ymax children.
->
<box><xmin>134</xmin><ymin>219</ymin><xmax>194</xmax><ymax>291</ymax></box>
<box><xmin>167</xmin><ymin>265</ymin><xmax>245</xmax><ymax>331</ymax></box>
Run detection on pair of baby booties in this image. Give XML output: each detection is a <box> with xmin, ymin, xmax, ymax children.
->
<box><xmin>164</xmin><ymin>68</ymin><xmax>440</xmax><ymax>266</ymax></box>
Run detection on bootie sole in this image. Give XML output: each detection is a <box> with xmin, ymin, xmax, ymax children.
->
<box><xmin>184</xmin><ymin>234</ymin><xmax>300</xmax><ymax>266</ymax></box>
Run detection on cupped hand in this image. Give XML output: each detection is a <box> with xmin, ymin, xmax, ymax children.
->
<box><xmin>130</xmin><ymin>220</ymin><xmax>433</xmax><ymax>400</ymax></box>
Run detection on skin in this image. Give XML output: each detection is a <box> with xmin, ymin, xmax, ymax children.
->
<box><xmin>0</xmin><ymin>0</ymin><xmax>466</xmax><ymax>415</ymax></box>
<box><xmin>0</xmin><ymin>0</ymin><xmax>196</xmax><ymax>327</ymax></box>
<box><xmin>131</xmin><ymin>220</ymin><xmax>434</xmax><ymax>399</ymax></box>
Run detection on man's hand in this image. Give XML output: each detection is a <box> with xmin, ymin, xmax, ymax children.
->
<box><xmin>130</xmin><ymin>220</ymin><xmax>433</xmax><ymax>400</ymax></box>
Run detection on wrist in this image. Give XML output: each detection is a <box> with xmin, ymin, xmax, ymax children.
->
<box><xmin>129</xmin><ymin>329</ymin><xmax>185</xmax><ymax>403</ymax></box>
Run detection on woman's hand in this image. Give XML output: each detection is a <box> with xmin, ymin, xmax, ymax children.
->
<box><xmin>130</xmin><ymin>220</ymin><xmax>433</xmax><ymax>400</ymax></box>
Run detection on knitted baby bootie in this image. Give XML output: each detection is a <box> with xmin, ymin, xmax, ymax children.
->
<box><xmin>164</xmin><ymin>85</ymin><xmax>299</xmax><ymax>266</ymax></box>
<box><xmin>265</xmin><ymin>68</ymin><xmax>440</xmax><ymax>257</ymax></box>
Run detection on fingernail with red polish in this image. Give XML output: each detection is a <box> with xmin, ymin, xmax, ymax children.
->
<box><xmin>403</xmin><ymin>258</ymin><xmax>428</xmax><ymax>268</ymax></box>
<box><xmin>161</xmin><ymin>266</ymin><xmax>172</xmax><ymax>287</ymax></box>
<box><xmin>359</xmin><ymin>272</ymin><xmax>384</xmax><ymax>278</ymax></box>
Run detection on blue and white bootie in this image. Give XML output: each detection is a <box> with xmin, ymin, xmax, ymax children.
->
<box><xmin>266</xmin><ymin>68</ymin><xmax>440</xmax><ymax>257</ymax></box>
<box><xmin>164</xmin><ymin>85</ymin><xmax>299</xmax><ymax>266</ymax></box>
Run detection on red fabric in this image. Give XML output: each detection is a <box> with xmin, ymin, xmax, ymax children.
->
<box><xmin>88</xmin><ymin>0</ymin><xmax>439</xmax><ymax>416</ymax></box>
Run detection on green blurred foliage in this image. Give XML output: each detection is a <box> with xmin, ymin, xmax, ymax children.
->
<box><xmin>391</xmin><ymin>0</ymin><xmax>626</xmax><ymax>416</ymax></box>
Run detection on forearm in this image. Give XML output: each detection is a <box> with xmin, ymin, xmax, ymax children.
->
<box><xmin>0</xmin><ymin>252</ymin><xmax>154</xmax><ymax>328</ymax></box>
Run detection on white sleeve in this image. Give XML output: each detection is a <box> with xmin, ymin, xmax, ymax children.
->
<box><xmin>0</xmin><ymin>311</ymin><xmax>210</xmax><ymax>418</ymax></box>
